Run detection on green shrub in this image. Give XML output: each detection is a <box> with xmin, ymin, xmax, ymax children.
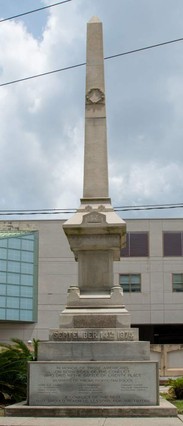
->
<box><xmin>0</xmin><ymin>338</ymin><xmax>39</xmax><ymax>403</ymax></box>
<box><xmin>168</xmin><ymin>377</ymin><xmax>183</xmax><ymax>400</ymax></box>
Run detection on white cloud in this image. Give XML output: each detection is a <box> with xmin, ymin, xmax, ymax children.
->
<box><xmin>0</xmin><ymin>0</ymin><xmax>183</xmax><ymax>219</ymax></box>
<box><xmin>110</xmin><ymin>161</ymin><xmax>183</xmax><ymax>210</ymax></box>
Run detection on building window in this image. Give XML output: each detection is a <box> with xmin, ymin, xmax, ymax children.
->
<box><xmin>121</xmin><ymin>232</ymin><xmax>149</xmax><ymax>257</ymax></box>
<box><xmin>172</xmin><ymin>274</ymin><xmax>183</xmax><ymax>292</ymax></box>
<box><xmin>119</xmin><ymin>274</ymin><xmax>141</xmax><ymax>292</ymax></box>
<box><xmin>0</xmin><ymin>231</ymin><xmax>38</xmax><ymax>322</ymax></box>
<box><xmin>163</xmin><ymin>232</ymin><xmax>183</xmax><ymax>256</ymax></box>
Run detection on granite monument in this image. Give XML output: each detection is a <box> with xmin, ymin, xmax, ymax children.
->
<box><xmin>6</xmin><ymin>17</ymin><xmax>177</xmax><ymax>418</ymax></box>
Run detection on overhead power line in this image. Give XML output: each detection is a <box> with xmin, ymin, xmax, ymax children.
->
<box><xmin>0</xmin><ymin>203</ymin><xmax>183</xmax><ymax>216</ymax></box>
<box><xmin>114</xmin><ymin>203</ymin><xmax>183</xmax><ymax>212</ymax></box>
<box><xmin>0</xmin><ymin>0</ymin><xmax>72</xmax><ymax>23</ymax></box>
<box><xmin>104</xmin><ymin>36</ymin><xmax>183</xmax><ymax>60</ymax></box>
<box><xmin>1</xmin><ymin>35</ymin><xmax>183</xmax><ymax>88</ymax></box>
<box><xmin>0</xmin><ymin>62</ymin><xmax>86</xmax><ymax>87</ymax></box>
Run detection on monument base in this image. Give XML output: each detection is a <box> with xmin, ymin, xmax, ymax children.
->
<box><xmin>5</xmin><ymin>398</ymin><xmax>177</xmax><ymax>417</ymax></box>
<box><xmin>27</xmin><ymin>361</ymin><xmax>159</xmax><ymax>406</ymax></box>
<box><xmin>38</xmin><ymin>341</ymin><xmax>150</xmax><ymax>361</ymax></box>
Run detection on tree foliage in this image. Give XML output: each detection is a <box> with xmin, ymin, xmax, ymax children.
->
<box><xmin>0</xmin><ymin>338</ymin><xmax>38</xmax><ymax>403</ymax></box>
<box><xmin>168</xmin><ymin>377</ymin><xmax>183</xmax><ymax>400</ymax></box>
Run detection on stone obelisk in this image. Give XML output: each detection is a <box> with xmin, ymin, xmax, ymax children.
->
<box><xmin>83</xmin><ymin>16</ymin><xmax>109</xmax><ymax>201</ymax></box>
<box><xmin>23</xmin><ymin>17</ymin><xmax>161</xmax><ymax>416</ymax></box>
<box><xmin>62</xmin><ymin>16</ymin><xmax>129</xmax><ymax>324</ymax></box>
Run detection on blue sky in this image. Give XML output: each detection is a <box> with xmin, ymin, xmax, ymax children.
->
<box><xmin>0</xmin><ymin>0</ymin><xmax>183</xmax><ymax>219</ymax></box>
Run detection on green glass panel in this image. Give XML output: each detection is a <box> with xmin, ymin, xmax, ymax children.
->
<box><xmin>0</xmin><ymin>272</ymin><xmax>6</xmax><ymax>283</ymax></box>
<box><xmin>20</xmin><ymin>298</ymin><xmax>33</xmax><ymax>309</ymax></box>
<box><xmin>21</xmin><ymin>263</ymin><xmax>33</xmax><ymax>274</ymax></box>
<box><xmin>6</xmin><ymin>309</ymin><xmax>19</xmax><ymax>320</ymax></box>
<box><xmin>0</xmin><ymin>260</ymin><xmax>6</xmax><ymax>271</ymax></box>
<box><xmin>21</xmin><ymin>251</ymin><xmax>34</xmax><ymax>262</ymax></box>
<box><xmin>20</xmin><ymin>310</ymin><xmax>33</xmax><ymax>321</ymax></box>
<box><xmin>0</xmin><ymin>239</ymin><xmax>7</xmax><ymax>248</ymax></box>
<box><xmin>0</xmin><ymin>248</ymin><xmax>7</xmax><ymax>260</ymax></box>
<box><xmin>20</xmin><ymin>274</ymin><xmax>33</xmax><ymax>286</ymax></box>
<box><xmin>7</xmin><ymin>261</ymin><xmax>20</xmax><ymax>273</ymax></box>
<box><xmin>8</xmin><ymin>238</ymin><xmax>21</xmax><ymax>249</ymax></box>
<box><xmin>7</xmin><ymin>285</ymin><xmax>20</xmax><ymax>297</ymax></box>
<box><xmin>7</xmin><ymin>273</ymin><xmax>20</xmax><ymax>285</ymax></box>
<box><xmin>7</xmin><ymin>297</ymin><xmax>19</xmax><ymax>308</ymax></box>
<box><xmin>8</xmin><ymin>249</ymin><xmax>21</xmax><ymax>261</ymax></box>
<box><xmin>0</xmin><ymin>284</ymin><xmax>6</xmax><ymax>295</ymax></box>
<box><xmin>20</xmin><ymin>286</ymin><xmax>33</xmax><ymax>297</ymax></box>
<box><xmin>0</xmin><ymin>231</ymin><xmax>38</xmax><ymax>322</ymax></box>
<box><xmin>0</xmin><ymin>308</ymin><xmax>5</xmax><ymax>319</ymax></box>
<box><xmin>0</xmin><ymin>296</ymin><xmax>6</xmax><ymax>307</ymax></box>
<box><xmin>22</xmin><ymin>240</ymin><xmax>34</xmax><ymax>251</ymax></box>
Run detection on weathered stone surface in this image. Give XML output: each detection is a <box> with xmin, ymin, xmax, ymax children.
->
<box><xmin>63</xmin><ymin>16</ymin><xmax>126</xmax><ymax>307</ymax></box>
<box><xmin>38</xmin><ymin>341</ymin><xmax>150</xmax><ymax>361</ymax></box>
<box><xmin>28</xmin><ymin>361</ymin><xmax>159</xmax><ymax>406</ymax></box>
<box><xmin>59</xmin><ymin>308</ymin><xmax>131</xmax><ymax>328</ymax></box>
<box><xmin>66</xmin><ymin>285</ymin><xmax>126</xmax><ymax>308</ymax></box>
<box><xmin>83</xmin><ymin>17</ymin><xmax>108</xmax><ymax>199</ymax></box>
<box><xmin>5</xmin><ymin>397</ymin><xmax>178</xmax><ymax>418</ymax></box>
<box><xmin>49</xmin><ymin>327</ymin><xmax>139</xmax><ymax>341</ymax></box>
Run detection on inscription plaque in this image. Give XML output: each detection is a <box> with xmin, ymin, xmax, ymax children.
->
<box><xmin>28</xmin><ymin>361</ymin><xmax>159</xmax><ymax>406</ymax></box>
<box><xmin>49</xmin><ymin>328</ymin><xmax>138</xmax><ymax>341</ymax></box>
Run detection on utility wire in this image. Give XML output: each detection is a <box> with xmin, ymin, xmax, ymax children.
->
<box><xmin>0</xmin><ymin>0</ymin><xmax>72</xmax><ymax>23</ymax></box>
<box><xmin>0</xmin><ymin>62</ymin><xmax>86</xmax><ymax>87</ymax></box>
<box><xmin>104</xmin><ymin>36</ymin><xmax>183</xmax><ymax>60</ymax></box>
<box><xmin>1</xmin><ymin>36</ymin><xmax>183</xmax><ymax>88</ymax></box>
<box><xmin>115</xmin><ymin>204</ymin><xmax>183</xmax><ymax>212</ymax></box>
<box><xmin>114</xmin><ymin>202</ymin><xmax>183</xmax><ymax>211</ymax></box>
<box><xmin>0</xmin><ymin>203</ymin><xmax>183</xmax><ymax>216</ymax></box>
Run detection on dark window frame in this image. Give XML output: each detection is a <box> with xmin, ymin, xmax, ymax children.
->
<box><xmin>163</xmin><ymin>232</ymin><xmax>183</xmax><ymax>256</ymax></box>
<box><xmin>119</xmin><ymin>273</ymin><xmax>141</xmax><ymax>293</ymax></box>
<box><xmin>121</xmin><ymin>232</ymin><xmax>149</xmax><ymax>257</ymax></box>
<box><xmin>172</xmin><ymin>273</ymin><xmax>183</xmax><ymax>292</ymax></box>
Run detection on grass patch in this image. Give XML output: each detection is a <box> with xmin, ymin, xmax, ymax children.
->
<box><xmin>171</xmin><ymin>399</ymin><xmax>183</xmax><ymax>414</ymax></box>
<box><xmin>0</xmin><ymin>407</ymin><xmax>4</xmax><ymax>416</ymax></box>
<box><xmin>161</xmin><ymin>392</ymin><xmax>183</xmax><ymax>414</ymax></box>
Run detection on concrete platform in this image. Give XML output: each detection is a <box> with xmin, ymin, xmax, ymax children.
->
<box><xmin>5</xmin><ymin>397</ymin><xmax>177</xmax><ymax>418</ymax></box>
<box><xmin>0</xmin><ymin>416</ymin><xmax>183</xmax><ymax>426</ymax></box>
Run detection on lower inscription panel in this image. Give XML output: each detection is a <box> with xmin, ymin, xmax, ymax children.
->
<box><xmin>28</xmin><ymin>361</ymin><xmax>159</xmax><ymax>406</ymax></box>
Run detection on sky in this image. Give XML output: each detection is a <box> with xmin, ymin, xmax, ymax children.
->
<box><xmin>0</xmin><ymin>0</ymin><xmax>183</xmax><ymax>220</ymax></box>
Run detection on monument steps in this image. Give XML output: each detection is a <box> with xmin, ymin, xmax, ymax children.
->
<box><xmin>5</xmin><ymin>397</ymin><xmax>177</xmax><ymax>417</ymax></box>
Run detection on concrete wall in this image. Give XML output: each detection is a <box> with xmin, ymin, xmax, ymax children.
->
<box><xmin>150</xmin><ymin>344</ymin><xmax>183</xmax><ymax>377</ymax></box>
<box><xmin>114</xmin><ymin>218</ymin><xmax>183</xmax><ymax>326</ymax></box>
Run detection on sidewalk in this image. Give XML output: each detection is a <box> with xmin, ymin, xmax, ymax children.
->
<box><xmin>0</xmin><ymin>388</ymin><xmax>181</xmax><ymax>426</ymax></box>
<box><xmin>0</xmin><ymin>416</ymin><xmax>183</xmax><ymax>426</ymax></box>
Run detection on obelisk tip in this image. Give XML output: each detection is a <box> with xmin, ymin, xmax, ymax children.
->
<box><xmin>88</xmin><ymin>16</ymin><xmax>101</xmax><ymax>24</ymax></box>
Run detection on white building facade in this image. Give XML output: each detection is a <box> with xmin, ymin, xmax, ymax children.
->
<box><xmin>0</xmin><ymin>218</ymin><xmax>183</xmax><ymax>346</ymax></box>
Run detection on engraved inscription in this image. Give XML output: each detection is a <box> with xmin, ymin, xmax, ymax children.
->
<box><xmin>50</xmin><ymin>328</ymin><xmax>137</xmax><ymax>341</ymax></box>
<box><xmin>29</xmin><ymin>362</ymin><xmax>158</xmax><ymax>406</ymax></box>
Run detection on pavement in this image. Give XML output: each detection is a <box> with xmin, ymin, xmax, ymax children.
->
<box><xmin>0</xmin><ymin>388</ymin><xmax>181</xmax><ymax>426</ymax></box>
<box><xmin>0</xmin><ymin>417</ymin><xmax>183</xmax><ymax>426</ymax></box>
